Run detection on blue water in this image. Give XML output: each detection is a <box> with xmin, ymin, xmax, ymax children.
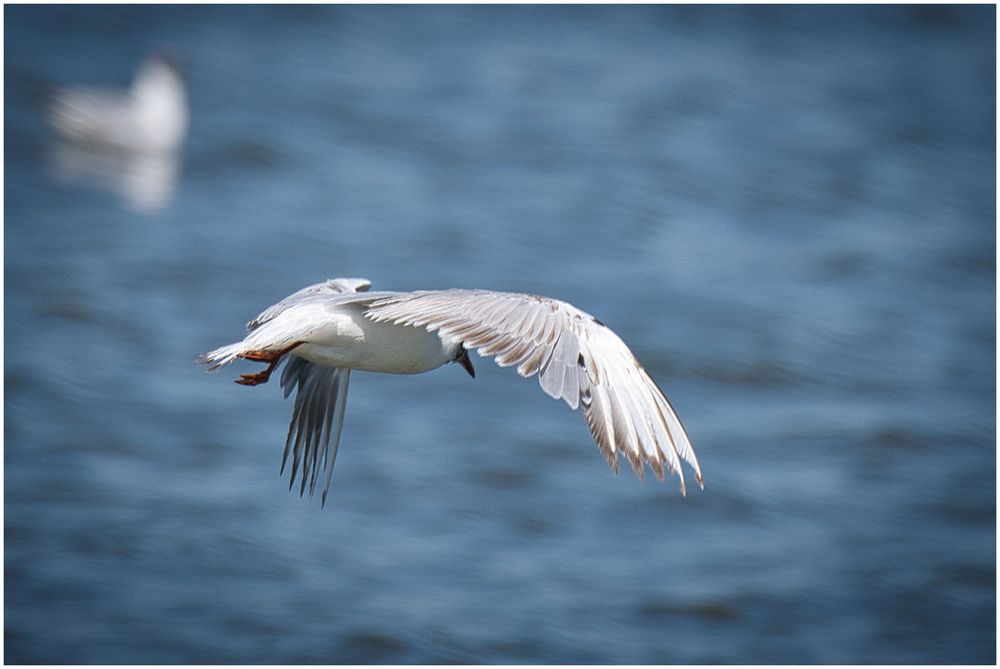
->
<box><xmin>4</xmin><ymin>5</ymin><xmax>995</xmax><ymax>664</ymax></box>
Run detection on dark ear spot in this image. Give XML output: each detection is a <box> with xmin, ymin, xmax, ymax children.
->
<box><xmin>578</xmin><ymin>353</ymin><xmax>586</xmax><ymax>367</ymax></box>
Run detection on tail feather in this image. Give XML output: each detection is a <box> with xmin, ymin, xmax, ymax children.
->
<box><xmin>198</xmin><ymin>342</ymin><xmax>246</xmax><ymax>371</ymax></box>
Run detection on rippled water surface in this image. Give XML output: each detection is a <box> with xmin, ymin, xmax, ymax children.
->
<box><xmin>5</xmin><ymin>5</ymin><xmax>995</xmax><ymax>664</ymax></box>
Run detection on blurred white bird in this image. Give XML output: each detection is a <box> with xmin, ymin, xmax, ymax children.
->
<box><xmin>47</xmin><ymin>54</ymin><xmax>187</xmax><ymax>152</ymax></box>
<box><xmin>200</xmin><ymin>278</ymin><xmax>702</xmax><ymax>506</ymax></box>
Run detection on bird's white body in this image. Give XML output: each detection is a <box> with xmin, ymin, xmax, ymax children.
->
<box><xmin>201</xmin><ymin>277</ymin><xmax>701</xmax><ymax>506</ymax></box>
<box><xmin>48</xmin><ymin>55</ymin><xmax>188</xmax><ymax>152</ymax></box>
<box><xmin>278</xmin><ymin>302</ymin><xmax>458</xmax><ymax>374</ymax></box>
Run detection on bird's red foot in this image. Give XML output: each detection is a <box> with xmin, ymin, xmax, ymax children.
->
<box><xmin>235</xmin><ymin>370</ymin><xmax>272</xmax><ymax>386</ymax></box>
<box><xmin>233</xmin><ymin>342</ymin><xmax>304</xmax><ymax>386</ymax></box>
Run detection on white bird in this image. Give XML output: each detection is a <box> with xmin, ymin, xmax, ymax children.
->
<box><xmin>47</xmin><ymin>54</ymin><xmax>188</xmax><ymax>152</ymax></box>
<box><xmin>200</xmin><ymin>278</ymin><xmax>702</xmax><ymax>506</ymax></box>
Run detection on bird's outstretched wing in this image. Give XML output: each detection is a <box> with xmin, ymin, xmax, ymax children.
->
<box><xmin>279</xmin><ymin>356</ymin><xmax>350</xmax><ymax>507</ymax></box>
<box><xmin>262</xmin><ymin>278</ymin><xmax>370</xmax><ymax>505</ymax></box>
<box><xmin>364</xmin><ymin>290</ymin><xmax>702</xmax><ymax>494</ymax></box>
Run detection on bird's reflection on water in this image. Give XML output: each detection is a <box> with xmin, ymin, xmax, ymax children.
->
<box><xmin>49</xmin><ymin>142</ymin><xmax>180</xmax><ymax>214</ymax></box>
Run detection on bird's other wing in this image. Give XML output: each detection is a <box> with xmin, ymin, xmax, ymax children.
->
<box><xmin>251</xmin><ymin>278</ymin><xmax>371</xmax><ymax>504</ymax></box>
<box><xmin>364</xmin><ymin>290</ymin><xmax>701</xmax><ymax>493</ymax></box>
<box><xmin>279</xmin><ymin>355</ymin><xmax>350</xmax><ymax>507</ymax></box>
<box><xmin>47</xmin><ymin>88</ymin><xmax>134</xmax><ymax>143</ymax></box>
<box><xmin>247</xmin><ymin>277</ymin><xmax>373</xmax><ymax>331</ymax></box>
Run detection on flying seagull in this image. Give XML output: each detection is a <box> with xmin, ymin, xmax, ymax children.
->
<box><xmin>200</xmin><ymin>278</ymin><xmax>702</xmax><ymax>506</ymax></box>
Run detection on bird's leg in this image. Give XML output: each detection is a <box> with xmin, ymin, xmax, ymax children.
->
<box><xmin>235</xmin><ymin>342</ymin><xmax>304</xmax><ymax>386</ymax></box>
<box><xmin>239</xmin><ymin>350</ymin><xmax>278</xmax><ymax>363</ymax></box>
